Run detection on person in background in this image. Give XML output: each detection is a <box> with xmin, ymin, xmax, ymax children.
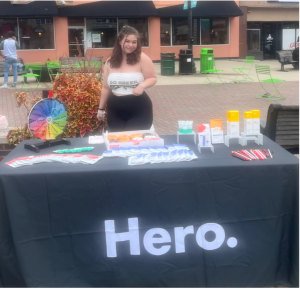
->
<box><xmin>97</xmin><ymin>25</ymin><xmax>157</xmax><ymax>132</ymax></box>
<box><xmin>0</xmin><ymin>31</ymin><xmax>20</xmax><ymax>88</ymax></box>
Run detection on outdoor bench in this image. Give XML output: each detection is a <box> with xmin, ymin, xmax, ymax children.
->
<box><xmin>275</xmin><ymin>50</ymin><xmax>298</xmax><ymax>71</ymax></box>
<box><xmin>260</xmin><ymin>103</ymin><xmax>299</xmax><ymax>153</ymax></box>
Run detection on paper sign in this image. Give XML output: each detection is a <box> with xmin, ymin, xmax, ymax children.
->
<box><xmin>92</xmin><ymin>34</ymin><xmax>101</xmax><ymax>43</ymax></box>
<box><xmin>86</xmin><ymin>32</ymin><xmax>92</xmax><ymax>48</ymax></box>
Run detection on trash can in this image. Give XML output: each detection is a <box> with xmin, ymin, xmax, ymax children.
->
<box><xmin>161</xmin><ymin>53</ymin><xmax>175</xmax><ymax>76</ymax></box>
<box><xmin>179</xmin><ymin>49</ymin><xmax>193</xmax><ymax>75</ymax></box>
<box><xmin>200</xmin><ymin>48</ymin><xmax>214</xmax><ymax>73</ymax></box>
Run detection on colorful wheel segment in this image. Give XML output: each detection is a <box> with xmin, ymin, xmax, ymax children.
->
<box><xmin>28</xmin><ymin>99</ymin><xmax>68</xmax><ymax>141</ymax></box>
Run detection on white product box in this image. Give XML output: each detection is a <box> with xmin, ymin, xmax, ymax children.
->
<box><xmin>244</xmin><ymin>118</ymin><xmax>253</xmax><ymax>134</ymax></box>
<box><xmin>253</xmin><ymin>119</ymin><xmax>260</xmax><ymax>134</ymax></box>
<box><xmin>210</xmin><ymin>120</ymin><xmax>224</xmax><ymax>144</ymax></box>
<box><xmin>198</xmin><ymin>124</ymin><xmax>212</xmax><ymax>147</ymax></box>
<box><xmin>104</xmin><ymin>129</ymin><xmax>164</xmax><ymax>150</ymax></box>
<box><xmin>227</xmin><ymin>121</ymin><xmax>240</xmax><ymax>138</ymax></box>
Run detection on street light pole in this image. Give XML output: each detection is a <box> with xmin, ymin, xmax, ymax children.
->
<box><xmin>188</xmin><ymin>0</ymin><xmax>193</xmax><ymax>50</ymax></box>
<box><xmin>188</xmin><ymin>0</ymin><xmax>196</xmax><ymax>73</ymax></box>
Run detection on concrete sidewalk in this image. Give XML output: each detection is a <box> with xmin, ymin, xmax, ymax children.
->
<box><xmin>0</xmin><ymin>59</ymin><xmax>298</xmax><ymax>90</ymax></box>
<box><xmin>154</xmin><ymin>59</ymin><xmax>299</xmax><ymax>86</ymax></box>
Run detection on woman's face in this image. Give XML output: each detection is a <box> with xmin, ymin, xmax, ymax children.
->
<box><xmin>120</xmin><ymin>34</ymin><xmax>138</xmax><ymax>54</ymax></box>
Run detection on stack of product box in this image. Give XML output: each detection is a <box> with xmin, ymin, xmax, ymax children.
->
<box><xmin>244</xmin><ymin>110</ymin><xmax>260</xmax><ymax>134</ymax></box>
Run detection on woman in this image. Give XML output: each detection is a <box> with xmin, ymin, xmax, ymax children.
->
<box><xmin>97</xmin><ymin>26</ymin><xmax>157</xmax><ymax>132</ymax></box>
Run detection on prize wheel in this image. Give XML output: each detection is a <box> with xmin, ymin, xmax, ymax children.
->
<box><xmin>28</xmin><ymin>98</ymin><xmax>68</xmax><ymax>141</ymax></box>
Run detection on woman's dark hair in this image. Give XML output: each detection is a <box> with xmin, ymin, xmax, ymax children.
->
<box><xmin>7</xmin><ymin>31</ymin><xmax>16</xmax><ymax>38</ymax></box>
<box><xmin>109</xmin><ymin>26</ymin><xmax>141</xmax><ymax>68</ymax></box>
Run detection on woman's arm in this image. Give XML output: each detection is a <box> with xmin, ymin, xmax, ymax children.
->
<box><xmin>133</xmin><ymin>53</ymin><xmax>157</xmax><ymax>96</ymax></box>
<box><xmin>99</xmin><ymin>61</ymin><xmax>111</xmax><ymax>109</ymax></box>
<box><xmin>97</xmin><ymin>60</ymin><xmax>111</xmax><ymax>121</ymax></box>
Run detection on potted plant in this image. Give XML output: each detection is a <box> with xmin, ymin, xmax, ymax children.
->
<box><xmin>7</xmin><ymin>52</ymin><xmax>106</xmax><ymax>146</ymax></box>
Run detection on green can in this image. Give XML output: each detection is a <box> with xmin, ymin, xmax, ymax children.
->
<box><xmin>200</xmin><ymin>48</ymin><xmax>214</xmax><ymax>73</ymax></box>
<box><xmin>161</xmin><ymin>53</ymin><xmax>175</xmax><ymax>76</ymax></box>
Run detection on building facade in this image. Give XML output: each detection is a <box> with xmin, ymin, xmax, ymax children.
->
<box><xmin>0</xmin><ymin>1</ymin><xmax>243</xmax><ymax>64</ymax></box>
<box><xmin>239</xmin><ymin>0</ymin><xmax>299</xmax><ymax>60</ymax></box>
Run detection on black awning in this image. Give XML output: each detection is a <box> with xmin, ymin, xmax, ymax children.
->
<box><xmin>0</xmin><ymin>1</ymin><xmax>59</xmax><ymax>17</ymax></box>
<box><xmin>158</xmin><ymin>1</ymin><xmax>243</xmax><ymax>18</ymax></box>
<box><xmin>59</xmin><ymin>1</ymin><xmax>159</xmax><ymax>17</ymax></box>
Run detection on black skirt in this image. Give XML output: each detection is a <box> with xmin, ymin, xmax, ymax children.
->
<box><xmin>106</xmin><ymin>91</ymin><xmax>153</xmax><ymax>132</ymax></box>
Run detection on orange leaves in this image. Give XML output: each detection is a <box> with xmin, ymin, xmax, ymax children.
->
<box><xmin>52</xmin><ymin>70</ymin><xmax>105</xmax><ymax>138</ymax></box>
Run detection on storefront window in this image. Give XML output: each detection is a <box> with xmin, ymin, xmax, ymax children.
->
<box><xmin>172</xmin><ymin>18</ymin><xmax>188</xmax><ymax>45</ymax></box>
<box><xmin>86</xmin><ymin>18</ymin><xmax>117</xmax><ymax>48</ymax></box>
<box><xmin>160</xmin><ymin>18</ymin><xmax>171</xmax><ymax>46</ymax></box>
<box><xmin>201</xmin><ymin>18</ymin><xmax>229</xmax><ymax>45</ymax></box>
<box><xmin>247</xmin><ymin>30</ymin><xmax>260</xmax><ymax>51</ymax></box>
<box><xmin>68</xmin><ymin>17</ymin><xmax>84</xmax><ymax>26</ymax></box>
<box><xmin>0</xmin><ymin>19</ymin><xmax>18</xmax><ymax>40</ymax></box>
<box><xmin>282</xmin><ymin>22</ymin><xmax>296</xmax><ymax>29</ymax></box>
<box><xmin>193</xmin><ymin>19</ymin><xmax>200</xmax><ymax>45</ymax></box>
<box><xmin>247</xmin><ymin>22</ymin><xmax>261</xmax><ymax>29</ymax></box>
<box><xmin>118</xmin><ymin>18</ymin><xmax>149</xmax><ymax>46</ymax></box>
<box><xmin>18</xmin><ymin>18</ymin><xmax>54</xmax><ymax>49</ymax></box>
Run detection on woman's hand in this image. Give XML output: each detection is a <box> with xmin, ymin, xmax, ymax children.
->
<box><xmin>133</xmin><ymin>84</ymin><xmax>144</xmax><ymax>96</ymax></box>
<box><xmin>97</xmin><ymin>110</ymin><xmax>106</xmax><ymax>121</ymax></box>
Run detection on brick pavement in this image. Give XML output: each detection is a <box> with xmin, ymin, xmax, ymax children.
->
<box><xmin>0</xmin><ymin>81</ymin><xmax>298</xmax><ymax>136</ymax></box>
<box><xmin>148</xmin><ymin>81</ymin><xmax>299</xmax><ymax>135</ymax></box>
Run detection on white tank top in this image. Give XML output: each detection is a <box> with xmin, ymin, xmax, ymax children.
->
<box><xmin>108</xmin><ymin>72</ymin><xmax>145</xmax><ymax>95</ymax></box>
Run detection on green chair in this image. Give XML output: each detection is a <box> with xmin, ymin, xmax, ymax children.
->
<box><xmin>46</xmin><ymin>61</ymin><xmax>60</xmax><ymax>81</ymax></box>
<box><xmin>232</xmin><ymin>56</ymin><xmax>255</xmax><ymax>83</ymax></box>
<box><xmin>22</xmin><ymin>62</ymin><xmax>42</xmax><ymax>90</ymax></box>
<box><xmin>202</xmin><ymin>61</ymin><xmax>224</xmax><ymax>85</ymax></box>
<box><xmin>255</xmin><ymin>64</ymin><xmax>286</xmax><ymax>101</ymax></box>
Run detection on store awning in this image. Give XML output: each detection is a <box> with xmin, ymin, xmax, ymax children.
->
<box><xmin>0</xmin><ymin>1</ymin><xmax>59</xmax><ymax>17</ymax></box>
<box><xmin>59</xmin><ymin>1</ymin><xmax>159</xmax><ymax>17</ymax></box>
<box><xmin>157</xmin><ymin>1</ymin><xmax>244</xmax><ymax>18</ymax></box>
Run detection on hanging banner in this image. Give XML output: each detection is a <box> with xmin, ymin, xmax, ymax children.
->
<box><xmin>184</xmin><ymin>0</ymin><xmax>197</xmax><ymax>9</ymax></box>
<box><xmin>10</xmin><ymin>0</ymin><xmax>35</xmax><ymax>4</ymax></box>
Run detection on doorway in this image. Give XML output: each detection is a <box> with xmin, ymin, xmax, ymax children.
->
<box><xmin>261</xmin><ymin>22</ymin><xmax>282</xmax><ymax>60</ymax></box>
<box><xmin>68</xmin><ymin>26</ymin><xmax>85</xmax><ymax>57</ymax></box>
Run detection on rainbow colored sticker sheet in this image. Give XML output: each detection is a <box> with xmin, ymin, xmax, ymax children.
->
<box><xmin>28</xmin><ymin>99</ymin><xmax>67</xmax><ymax>141</ymax></box>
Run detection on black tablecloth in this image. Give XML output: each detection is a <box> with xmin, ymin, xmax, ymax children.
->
<box><xmin>0</xmin><ymin>136</ymin><xmax>298</xmax><ymax>287</ymax></box>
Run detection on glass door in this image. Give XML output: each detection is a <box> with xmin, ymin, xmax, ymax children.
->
<box><xmin>247</xmin><ymin>29</ymin><xmax>260</xmax><ymax>51</ymax></box>
<box><xmin>68</xmin><ymin>26</ymin><xmax>85</xmax><ymax>57</ymax></box>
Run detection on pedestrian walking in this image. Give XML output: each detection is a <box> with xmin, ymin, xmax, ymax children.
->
<box><xmin>0</xmin><ymin>31</ymin><xmax>20</xmax><ymax>88</ymax></box>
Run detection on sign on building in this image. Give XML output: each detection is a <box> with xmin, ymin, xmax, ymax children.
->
<box><xmin>10</xmin><ymin>0</ymin><xmax>35</xmax><ymax>4</ymax></box>
<box><xmin>282</xmin><ymin>29</ymin><xmax>299</xmax><ymax>50</ymax></box>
